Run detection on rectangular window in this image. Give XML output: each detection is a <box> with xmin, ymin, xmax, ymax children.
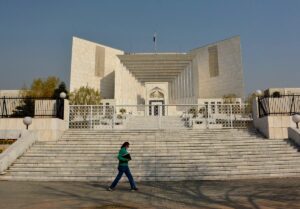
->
<box><xmin>208</xmin><ymin>45</ymin><xmax>219</xmax><ymax>77</ymax></box>
<box><xmin>95</xmin><ymin>46</ymin><xmax>105</xmax><ymax>77</ymax></box>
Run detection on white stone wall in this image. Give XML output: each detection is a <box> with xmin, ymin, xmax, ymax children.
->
<box><xmin>0</xmin><ymin>90</ymin><xmax>20</xmax><ymax>98</ymax></box>
<box><xmin>114</xmin><ymin>63</ymin><xmax>145</xmax><ymax>105</ymax></box>
<box><xmin>253</xmin><ymin>115</ymin><xmax>296</xmax><ymax>139</ymax></box>
<box><xmin>170</xmin><ymin>63</ymin><xmax>197</xmax><ymax>104</ymax></box>
<box><xmin>253</xmin><ymin>98</ymin><xmax>297</xmax><ymax>139</ymax></box>
<box><xmin>265</xmin><ymin>88</ymin><xmax>300</xmax><ymax>96</ymax></box>
<box><xmin>0</xmin><ymin>131</ymin><xmax>38</xmax><ymax>173</ymax></box>
<box><xmin>101</xmin><ymin>45</ymin><xmax>124</xmax><ymax>99</ymax></box>
<box><xmin>145</xmin><ymin>82</ymin><xmax>169</xmax><ymax>105</ymax></box>
<box><xmin>70</xmin><ymin>37</ymin><xmax>123</xmax><ymax>99</ymax></box>
<box><xmin>190</xmin><ymin>36</ymin><xmax>244</xmax><ymax>99</ymax></box>
<box><xmin>70</xmin><ymin>36</ymin><xmax>245</xmax><ymax>105</ymax></box>
<box><xmin>0</xmin><ymin>118</ymin><xmax>68</xmax><ymax>141</ymax></box>
<box><xmin>288</xmin><ymin>128</ymin><xmax>300</xmax><ymax>146</ymax></box>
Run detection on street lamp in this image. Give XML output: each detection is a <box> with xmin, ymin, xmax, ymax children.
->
<box><xmin>57</xmin><ymin>92</ymin><xmax>66</xmax><ymax>119</ymax></box>
<box><xmin>255</xmin><ymin>90</ymin><xmax>263</xmax><ymax>97</ymax></box>
<box><xmin>60</xmin><ymin>92</ymin><xmax>67</xmax><ymax>99</ymax></box>
<box><xmin>23</xmin><ymin>116</ymin><xmax>32</xmax><ymax>130</ymax></box>
<box><xmin>292</xmin><ymin>114</ymin><xmax>300</xmax><ymax>129</ymax></box>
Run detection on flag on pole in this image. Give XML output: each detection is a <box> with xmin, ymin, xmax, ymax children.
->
<box><xmin>153</xmin><ymin>32</ymin><xmax>157</xmax><ymax>43</ymax></box>
<box><xmin>153</xmin><ymin>32</ymin><xmax>157</xmax><ymax>52</ymax></box>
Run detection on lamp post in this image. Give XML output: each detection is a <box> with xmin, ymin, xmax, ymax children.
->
<box><xmin>60</xmin><ymin>92</ymin><xmax>67</xmax><ymax>99</ymax></box>
<box><xmin>23</xmin><ymin>116</ymin><xmax>32</xmax><ymax>130</ymax></box>
<box><xmin>58</xmin><ymin>92</ymin><xmax>66</xmax><ymax>119</ymax></box>
<box><xmin>255</xmin><ymin>90</ymin><xmax>263</xmax><ymax>97</ymax></box>
<box><xmin>292</xmin><ymin>114</ymin><xmax>300</xmax><ymax>129</ymax></box>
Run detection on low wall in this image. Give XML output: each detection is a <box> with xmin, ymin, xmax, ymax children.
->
<box><xmin>0</xmin><ymin>118</ymin><xmax>68</xmax><ymax>141</ymax></box>
<box><xmin>0</xmin><ymin>131</ymin><xmax>37</xmax><ymax>173</ymax></box>
<box><xmin>252</xmin><ymin>98</ymin><xmax>296</xmax><ymax>139</ymax></box>
<box><xmin>288</xmin><ymin>127</ymin><xmax>300</xmax><ymax>146</ymax></box>
<box><xmin>253</xmin><ymin>115</ymin><xmax>296</xmax><ymax>139</ymax></box>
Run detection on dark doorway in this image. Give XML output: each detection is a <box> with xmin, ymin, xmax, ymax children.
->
<box><xmin>149</xmin><ymin>100</ymin><xmax>165</xmax><ymax>116</ymax></box>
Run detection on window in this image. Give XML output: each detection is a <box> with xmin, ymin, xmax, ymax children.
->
<box><xmin>95</xmin><ymin>46</ymin><xmax>105</xmax><ymax>77</ymax></box>
<box><xmin>208</xmin><ymin>45</ymin><xmax>219</xmax><ymax>77</ymax></box>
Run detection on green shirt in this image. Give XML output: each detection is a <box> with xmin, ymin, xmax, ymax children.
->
<box><xmin>118</xmin><ymin>147</ymin><xmax>130</xmax><ymax>166</ymax></box>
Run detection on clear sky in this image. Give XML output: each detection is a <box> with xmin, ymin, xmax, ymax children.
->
<box><xmin>0</xmin><ymin>0</ymin><xmax>299</xmax><ymax>95</ymax></box>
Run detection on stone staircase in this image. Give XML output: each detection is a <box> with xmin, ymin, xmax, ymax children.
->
<box><xmin>125</xmin><ymin>116</ymin><xmax>159</xmax><ymax>129</ymax></box>
<box><xmin>160</xmin><ymin>116</ymin><xmax>186</xmax><ymax>129</ymax></box>
<box><xmin>125</xmin><ymin>116</ymin><xmax>186</xmax><ymax>129</ymax></box>
<box><xmin>1</xmin><ymin>129</ymin><xmax>300</xmax><ymax>181</ymax></box>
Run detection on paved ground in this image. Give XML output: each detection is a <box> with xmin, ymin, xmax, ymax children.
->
<box><xmin>1</xmin><ymin>178</ymin><xmax>300</xmax><ymax>209</ymax></box>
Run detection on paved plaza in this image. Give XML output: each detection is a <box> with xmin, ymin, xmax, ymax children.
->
<box><xmin>1</xmin><ymin>178</ymin><xmax>300</xmax><ymax>209</ymax></box>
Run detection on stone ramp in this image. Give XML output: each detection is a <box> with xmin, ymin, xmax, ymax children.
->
<box><xmin>1</xmin><ymin>129</ymin><xmax>300</xmax><ymax>181</ymax></box>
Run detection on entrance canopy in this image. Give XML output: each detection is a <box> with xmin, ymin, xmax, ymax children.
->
<box><xmin>118</xmin><ymin>53</ymin><xmax>194</xmax><ymax>82</ymax></box>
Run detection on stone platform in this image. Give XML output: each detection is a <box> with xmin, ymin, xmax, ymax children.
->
<box><xmin>1</xmin><ymin>179</ymin><xmax>300</xmax><ymax>209</ymax></box>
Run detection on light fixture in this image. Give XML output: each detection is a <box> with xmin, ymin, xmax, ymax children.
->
<box><xmin>292</xmin><ymin>114</ymin><xmax>300</xmax><ymax>129</ymax></box>
<box><xmin>23</xmin><ymin>117</ymin><xmax>32</xmax><ymax>130</ymax></box>
<box><xmin>60</xmin><ymin>92</ymin><xmax>67</xmax><ymax>99</ymax></box>
<box><xmin>255</xmin><ymin>90</ymin><xmax>263</xmax><ymax>96</ymax></box>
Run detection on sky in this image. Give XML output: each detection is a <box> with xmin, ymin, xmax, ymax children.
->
<box><xmin>0</xmin><ymin>0</ymin><xmax>299</xmax><ymax>95</ymax></box>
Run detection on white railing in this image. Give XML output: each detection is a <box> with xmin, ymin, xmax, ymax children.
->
<box><xmin>69</xmin><ymin>104</ymin><xmax>252</xmax><ymax>129</ymax></box>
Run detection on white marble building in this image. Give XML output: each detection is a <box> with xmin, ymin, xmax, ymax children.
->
<box><xmin>70</xmin><ymin>36</ymin><xmax>244</xmax><ymax>108</ymax></box>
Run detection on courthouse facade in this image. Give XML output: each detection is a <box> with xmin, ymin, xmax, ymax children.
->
<box><xmin>70</xmin><ymin>36</ymin><xmax>244</xmax><ymax>108</ymax></box>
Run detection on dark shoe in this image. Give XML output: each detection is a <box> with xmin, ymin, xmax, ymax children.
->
<box><xmin>131</xmin><ymin>187</ymin><xmax>138</xmax><ymax>191</ymax></box>
<box><xmin>107</xmin><ymin>187</ymin><xmax>113</xmax><ymax>191</ymax></box>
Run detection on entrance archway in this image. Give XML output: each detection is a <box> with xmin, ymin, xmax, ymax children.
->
<box><xmin>149</xmin><ymin>88</ymin><xmax>165</xmax><ymax>116</ymax></box>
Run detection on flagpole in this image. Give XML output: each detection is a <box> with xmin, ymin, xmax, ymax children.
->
<box><xmin>153</xmin><ymin>32</ymin><xmax>157</xmax><ymax>53</ymax></box>
<box><xmin>155</xmin><ymin>34</ymin><xmax>157</xmax><ymax>53</ymax></box>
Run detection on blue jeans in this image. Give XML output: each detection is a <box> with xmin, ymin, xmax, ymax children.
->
<box><xmin>110</xmin><ymin>165</ymin><xmax>136</xmax><ymax>189</ymax></box>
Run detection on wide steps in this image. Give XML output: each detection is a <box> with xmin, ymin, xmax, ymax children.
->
<box><xmin>1</xmin><ymin>129</ymin><xmax>300</xmax><ymax>181</ymax></box>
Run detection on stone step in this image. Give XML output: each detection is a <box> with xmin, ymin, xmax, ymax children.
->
<box><xmin>57</xmin><ymin>139</ymin><xmax>268</xmax><ymax>143</ymax></box>
<box><xmin>64</xmin><ymin>132</ymin><xmax>259</xmax><ymax>135</ymax></box>
<box><xmin>5</xmin><ymin>168</ymin><xmax>300</xmax><ymax>177</ymax></box>
<box><xmin>63</xmin><ymin>134</ymin><xmax>260</xmax><ymax>137</ymax></box>
<box><xmin>14</xmin><ymin>158</ymin><xmax>300</xmax><ymax>165</ymax></box>
<box><xmin>22</xmin><ymin>151</ymin><xmax>299</xmax><ymax>157</ymax></box>
<box><xmin>35</xmin><ymin>143</ymin><xmax>286</xmax><ymax>147</ymax></box>
<box><xmin>32</xmin><ymin>145</ymin><xmax>291</xmax><ymax>150</ymax></box>
<box><xmin>50</xmin><ymin>134</ymin><xmax>261</xmax><ymax>137</ymax></box>
<box><xmin>15</xmin><ymin>158</ymin><xmax>300</xmax><ymax>165</ymax></box>
<box><xmin>61</xmin><ymin>133</ymin><xmax>264</xmax><ymax>137</ymax></box>
<box><xmin>14</xmin><ymin>156</ymin><xmax>299</xmax><ymax>166</ymax></box>
<box><xmin>36</xmin><ymin>140</ymin><xmax>284</xmax><ymax>144</ymax></box>
<box><xmin>28</xmin><ymin>150</ymin><xmax>295</xmax><ymax>154</ymax></box>
<box><xmin>52</xmin><ymin>139</ymin><xmax>281</xmax><ymax>143</ymax></box>
<box><xmin>61</xmin><ymin>132</ymin><xmax>259</xmax><ymax>135</ymax></box>
<box><xmin>26</xmin><ymin>150</ymin><xmax>296</xmax><ymax>155</ymax></box>
<box><xmin>32</xmin><ymin>142</ymin><xmax>291</xmax><ymax>147</ymax></box>
<box><xmin>9</xmin><ymin>163</ymin><xmax>300</xmax><ymax>171</ymax></box>
<box><xmin>65</xmin><ymin>129</ymin><xmax>254</xmax><ymax>132</ymax></box>
<box><xmin>29</xmin><ymin>144</ymin><xmax>292</xmax><ymax>149</ymax></box>
<box><xmin>2</xmin><ymin>172</ymin><xmax>300</xmax><ymax>181</ymax></box>
<box><xmin>62</xmin><ymin>135</ymin><xmax>261</xmax><ymax>139</ymax></box>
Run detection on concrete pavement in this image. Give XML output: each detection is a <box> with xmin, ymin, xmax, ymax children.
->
<box><xmin>1</xmin><ymin>178</ymin><xmax>300</xmax><ymax>209</ymax></box>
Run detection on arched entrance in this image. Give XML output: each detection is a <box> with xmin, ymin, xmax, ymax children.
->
<box><xmin>149</xmin><ymin>88</ymin><xmax>165</xmax><ymax>116</ymax></box>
